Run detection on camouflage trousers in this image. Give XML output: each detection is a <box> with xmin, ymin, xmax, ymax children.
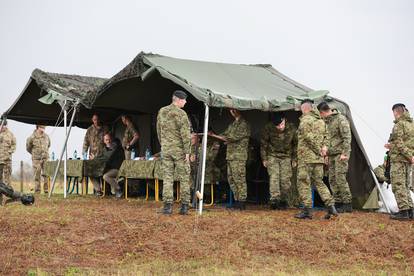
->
<box><xmin>390</xmin><ymin>162</ymin><xmax>414</xmax><ymax>210</ymax></box>
<box><xmin>297</xmin><ymin>163</ymin><xmax>334</xmax><ymax>208</ymax></box>
<box><xmin>227</xmin><ymin>160</ymin><xmax>247</xmax><ymax>202</ymax></box>
<box><xmin>267</xmin><ymin>157</ymin><xmax>292</xmax><ymax>201</ymax></box>
<box><xmin>0</xmin><ymin>161</ymin><xmax>12</xmax><ymax>185</ymax></box>
<box><xmin>328</xmin><ymin>155</ymin><xmax>352</xmax><ymax>204</ymax></box>
<box><xmin>162</xmin><ymin>154</ymin><xmax>191</xmax><ymax>204</ymax></box>
<box><xmin>32</xmin><ymin>159</ymin><xmax>48</xmax><ymax>193</ymax></box>
<box><xmin>103</xmin><ymin>169</ymin><xmax>120</xmax><ymax>194</ymax></box>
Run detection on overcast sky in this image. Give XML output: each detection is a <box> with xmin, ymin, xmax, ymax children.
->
<box><xmin>1</xmin><ymin>0</ymin><xmax>413</xmax><ymax>171</ymax></box>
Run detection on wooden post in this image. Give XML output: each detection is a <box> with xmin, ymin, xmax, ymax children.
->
<box><xmin>20</xmin><ymin>161</ymin><xmax>23</xmax><ymax>193</ymax></box>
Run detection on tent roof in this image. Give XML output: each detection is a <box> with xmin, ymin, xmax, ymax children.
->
<box><xmin>95</xmin><ymin>52</ymin><xmax>328</xmax><ymax>111</ymax></box>
<box><xmin>4</xmin><ymin>69</ymin><xmax>119</xmax><ymax>128</ymax></box>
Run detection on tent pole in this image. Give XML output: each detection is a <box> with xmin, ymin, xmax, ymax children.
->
<box><xmin>198</xmin><ymin>104</ymin><xmax>209</xmax><ymax>215</ymax></box>
<box><xmin>369</xmin><ymin>169</ymin><xmax>390</xmax><ymax>213</ymax></box>
<box><xmin>48</xmin><ymin>101</ymin><xmax>78</xmax><ymax>198</ymax></box>
<box><xmin>63</xmin><ymin>100</ymin><xmax>67</xmax><ymax>199</ymax></box>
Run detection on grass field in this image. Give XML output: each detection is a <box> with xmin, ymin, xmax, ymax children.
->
<box><xmin>1</xmin><ymin>193</ymin><xmax>413</xmax><ymax>275</ymax></box>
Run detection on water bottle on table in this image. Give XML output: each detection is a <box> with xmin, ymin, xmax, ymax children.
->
<box><xmin>131</xmin><ymin>148</ymin><xmax>136</xmax><ymax>159</ymax></box>
<box><xmin>145</xmin><ymin>148</ymin><xmax>152</xmax><ymax>160</ymax></box>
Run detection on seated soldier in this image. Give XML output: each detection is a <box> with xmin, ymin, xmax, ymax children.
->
<box><xmin>98</xmin><ymin>133</ymin><xmax>125</xmax><ymax>198</ymax></box>
<box><xmin>0</xmin><ymin>182</ymin><xmax>34</xmax><ymax>206</ymax></box>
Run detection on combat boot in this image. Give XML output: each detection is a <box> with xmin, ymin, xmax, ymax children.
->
<box><xmin>279</xmin><ymin>200</ymin><xmax>288</xmax><ymax>210</ymax></box>
<box><xmin>294</xmin><ymin>208</ymin><xmax>312</xmax><ymax>219</ymax></box>
<box><xmin>269</xmin><ymin>199</ymin><xmax>280</xmax><ymax>210</ymax></box>
<box><xmin>158</xmin><ymin>202</ymin><xmax>172</xmax><ymax>215</ymax></box>
<box><xmin>390</xmin><ymin>210</ymin><xmax>410</xmax><ymax>221</ymax></box>
<box><xmin>335</xmin><ymin>202</ymin><xmax>344</xmax><ymax>213</ymax></box>
<box><xmin>179</xmin><ymin>203</ymin><xmax>189</xmax><ymax>215</ymax></box>
<box><xmin>324</xmin><ymin>205</ymin><xmax>338</xmax><ymax>219</ymax></box>
<box><xmin>238</xmin><ymin>201</ymin><xmax>246</xmax><ymax>211</ymax></box>
<box><xmin>341</xmin><ymin>203</ymin><xmax>353</xmax><ymax>213</ymax></box>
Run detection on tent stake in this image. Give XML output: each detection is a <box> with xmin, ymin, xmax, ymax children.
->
<box><xmin>198</xmin><ymin>104</ymin><xmax>209</xmax><ymax>215</ymax></box>
<box><xmin>48</xmin><ymin>101</ymin><xmax>78</xmax><ymax>198</ymax></box>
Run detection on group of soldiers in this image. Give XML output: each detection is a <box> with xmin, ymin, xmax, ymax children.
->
<box><xmin>1</xmin><ymin>89</ymin><xmax>413</xmax><ymax>221</ymax></box>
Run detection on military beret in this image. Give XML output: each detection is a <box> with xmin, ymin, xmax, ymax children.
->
<box><xmin>300</xmin><ymin>99</ymin><xmax>314</xmax><ymax>105</ymax></box>
<box><xmin>272</xmin><ymin>113</ymin><xmax>285</xmax><ymax>126</ymax></box>
<box><xmin>317</xmin><ymin>101</ymin><xmax>330</xmax><ymax>112</ymax></box>
<box><xmin>173</xmin><ymin>90</ymin><xmax>188</xmax><ymax>100</ymax></box>
<box><xmin>392</xmin><ymin>103</ymin><xmax>406</xmax><ymax>111</ymax></box>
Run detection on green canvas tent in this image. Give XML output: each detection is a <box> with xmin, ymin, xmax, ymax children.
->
<box><xmin>92</xmin><ymin>52</ymin><xmax>378</xmax><ymax>207</ymax></box>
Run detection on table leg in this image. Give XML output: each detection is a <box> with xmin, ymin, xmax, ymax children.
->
<box><xmin>125</xmin><ymin>178</ymin><xmax>128</xmax><ymax>199</ymax></box>
<box><xmin>145</xmin><ymin>181</ymin><xmax>149</xmax><ymax>201</ymax></box>
<box><xmin>155</xmin><ymin>179</ymin><xmax>159</xmax><ymax>202</ymax></box>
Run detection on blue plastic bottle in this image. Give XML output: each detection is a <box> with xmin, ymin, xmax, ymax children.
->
<box><xmin>51</xmin><ymin>152</ymin><xmax>55</xmax><ymax>161</ymax></box>
<box><xmin>73</xmin><ymin>150</ymin><xmax>78</xmax><ymax>159</ymax></box>
<box><xmin>145</xmin><ymin>148</ymin><xmax>151</xmax><ymax>160</ymax></box>
<box><xmin>131</xmin><ymin>148</ymin><xmax>136</xmax><ymax>159</ymax></box>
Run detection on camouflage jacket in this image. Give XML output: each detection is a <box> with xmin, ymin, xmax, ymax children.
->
<box><xmin>260</xmin><ymin>121</ymin><xmax>297</xmax><ymax>160</ymax></box>
<box><xmin>83</xmin><ymin>125</ymin><xmax>106</xmax><ymax>158</ymax></box>
<box><xmin>297</xmin><ymin>109</ymin><xmax>327</xmax><ymax>164</ymax></box>
<box><xmin>389</xmin><ymin>112</ymin><xmax>414</xmax><ymax>163</ymax></box>
<box><xmin>26</xmin><ymin>131</ymin><xmax>50</xmax><ymax>160</ymax></box>
<box><xmin>122</xmin><ymin>123</ymin><xmax>139</xmax><ymax>149</ymax></box>
<box><xmin>373</xmin><ymin>164</ymin><xmax>389</xmax><ymax>184</ymax></box>
<box><xmin>222</xmin><ymin>117</ymin><xmax>251</xmax><ymax>161</ymax></box>
<box><xmin>324</xmin><ymin>110</ymin><xmax>351</xmax><ymax>156</ymax></box>
<box><xmin>0</xmin><ymin>129</ymin><xmax>16</xmax><ymax>163</ymax></box>
<box><xmin>156</xmin><ymin>103</ymin><xmax>191</xmax><ymax>158</ymax></box>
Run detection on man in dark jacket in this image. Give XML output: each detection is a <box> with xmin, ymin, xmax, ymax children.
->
<box><xmin>0</xmin><ymin>182</ymin><xmax>34</xmax><ymax>206</ymax></box>
<box><xmin>99</xmin><ymin>133</ymin><xmax>125</xmax><ymax>198</ymax></box>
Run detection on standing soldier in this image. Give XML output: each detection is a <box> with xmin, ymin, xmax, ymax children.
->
<box><xmin>317</xmin><ymin>102</ymin><xmax>353</xmax><ymax>213</ymax></box>
<box><xmin>260</xmin><ymin>113</ymin><xmax>297</xmax><ymax>210</ymax></box>
<box><xmin>295</xmin><ymin>99</ymin><xmax>337</xmax><ymax>219</ymax></box>
<box><xmin>209</xmin><ymin>109</ymin><xmax>251</xmax><ymax>210</ymax></box>
<box><xmin>386</xmin><ymin>103</ymin><xmax>414</xmax><ymax>220</ymax></box>
<box><xmin>83</xmin><ymin>114</ymin><xmax>106</xmax><ymax>195</ymax></box>
<box><xmin>0</xmin><ymin>120</ymin><xmax>16</xmax><ymax>185</ymax></box>
<box><xmin>121</xmin><ymin>115</ymin><xmax>140</xmax><ymax>160</ymax></box>
<box><xmin>26</xmin><ymin>125</ymin><xmax>50</xmax><ymax>194</ymax></box>
<box><xmin>83</xmin><ymin>114</ymin><xmax>106</xmax><ymax>159</ymax></box>
<box><xmin>157</xmin><ymin>90</ymin><xmax>192</xmax><ymax>215</ymax></box>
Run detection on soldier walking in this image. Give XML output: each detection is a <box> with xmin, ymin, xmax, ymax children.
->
<box><xmin>295</xmin><ymin>99</ymin><xmax>337</xmax><ymax>219</ymax></box>
<box><xmin>209</xmin><ymin>109</ymin><xmax>251</xmax><ymax>210</ymax></box>
<box><xmin>156</xmin><ymin>90</ymin><xmax>192</xmax><ymax>215</ymax></box>
<box><xmin>0</xmin><ymin>120</ymin><xmax>16</xmax><ymax>185</ymax></box>
<box><xmin>386</xmin><ymin>103</ymin><xmax>414</xmax><ymax>220</ymax></box>
<box><xmin>26</xmin><ymin>125</ymin><xmax>50</xmax><ymax>194</ymax></box>
<box><xmin>317</xmin><ymin>102</ymin><xmax>353</xmax><ymax>213</ymax></box>
<box><xmin>260</xmin><ymin>113</ymin><xmax>297</xmax><ymax>210</ymax></box>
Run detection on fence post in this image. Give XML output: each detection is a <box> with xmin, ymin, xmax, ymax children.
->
<box><xmin>20</xmin><ymin>161</ymin><xmax>23</xmax><ymax>193</ymax></box>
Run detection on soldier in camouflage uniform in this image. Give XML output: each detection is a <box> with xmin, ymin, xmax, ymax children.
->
<box><xmin>210</xmin><ymin>109</ymin><xmax>251</xmax><ymax>210</ymax></box>
<box><xmin>83</xmin><ymin>114</ymin><xmax>107</xmax><ymax>195</ymax></box>
<box><xmin>295</xmin><ymin>99</ymin><xmax>337</xmax><ymax>219</ymax></box>
<box><xmin>318</xmin><ymin>102</ymin><xmax>353</xmax><ymax>213</ymax></box>
<box><xmin>386</xmin><ymin>103</ymin><xmax>414</xmax><ymax>220</ymax></box>
<box><xmin>121</xmin><ymin>115</ymin><xmax>140</xmax><ymax>160</ymax></box>
<box><xmin>26</xmin><ymin>125</ymin><xmax>50</xmax><ymax>193</ymax></box>
<box><xmin>260</xmin><ymin>113</ymin><xmax>297</xmax><ymax>209</ymax></box>
<box><xmin>0</xmin><ymin>120</ymin><xmax>16</xmax><ymax>185</ymax></box>
<box><xmin>373</xmin><ymin>152</ymin><xmax>390</xmax><ymax>184</ymax></box>
<box><xmin>156</xmin><ymin>90</ymin><xmax>192</xmax><ymax>215</ymax></box>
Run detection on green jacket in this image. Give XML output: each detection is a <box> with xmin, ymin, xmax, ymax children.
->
<box><xmin>260</xmin><ymin>121</ymin><xmax>297</xmax><ymax>160</ymax></box>
<box><xmin>297</xmin><ymin>109</ymin><xmax>327</xmax><ymax>164</ymax></box>
<box><xmin>389</xmin><ymin>112</ymin><xmax>414</xmax><ymax>163</ymax></box>
<box><xmin>156</xmin><ymin>103</ymin><xmax>191</xmax><ymax>158</ymax></box>
<box><xmin>325</xmin><ymin>110</ymin><xmax>351</xmax><ymax>156</ymax></box>
<box><xmin>222</xmin><ymin>117</ymin><xmax>251</xmax><ymax>161</ymax></box>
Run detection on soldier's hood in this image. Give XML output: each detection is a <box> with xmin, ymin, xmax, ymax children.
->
<box><xmin>394</xmin><ymin>112</ymin><xmax>413</xmax><ymax>123</ymax></box>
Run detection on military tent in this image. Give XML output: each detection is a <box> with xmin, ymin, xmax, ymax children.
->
<box><xmin>92</xmin><ymin>52</ymin><xmax>378</xmax><ymax>208</ymax></box>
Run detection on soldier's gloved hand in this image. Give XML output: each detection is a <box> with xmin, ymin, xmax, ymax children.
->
<box><xmin>125</xmin><ymin>145</ymin><xmax>131</xmax><ymax>151</ymax></box>
<box><xmin>262</xmin><ymin>160</ymin><xmax>268</xmax><ymax>168</ymax></box>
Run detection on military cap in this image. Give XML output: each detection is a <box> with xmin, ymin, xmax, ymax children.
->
<box><xmin>173</xmin><ymin>90</ymin><xmax>188</xmax><ymax>99</ymax></box>
<box><xmin>392</xmin><ymin>103</ymin><xmax>406</xmax><ymax>111</ymax></box>
<box><xmin>300</xmin><ymin>99</ymin><xmax>314</xmax><ymax>105</ymax></box>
